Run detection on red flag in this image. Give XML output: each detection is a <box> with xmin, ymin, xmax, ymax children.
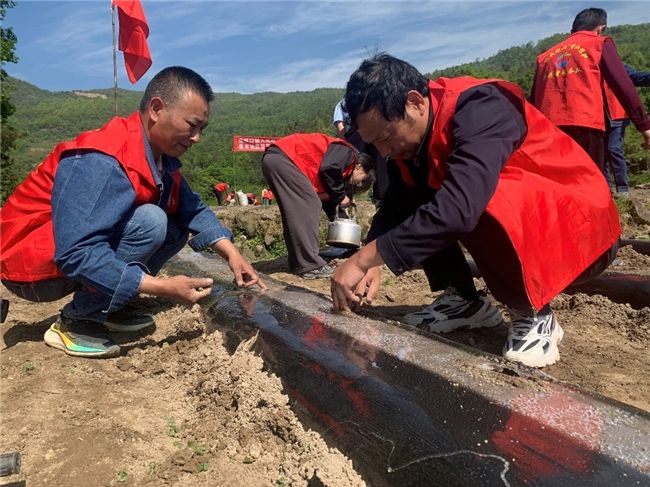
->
<box><xmin>112</xmin><ymin>0</ymin><xmax>152</xmax><ymax>84</ymax></box>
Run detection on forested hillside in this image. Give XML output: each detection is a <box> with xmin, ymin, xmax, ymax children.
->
<box><xmin>5</xmin><ymin>23</ymin><xmax>649</xmax><ymax>202</ymax></box>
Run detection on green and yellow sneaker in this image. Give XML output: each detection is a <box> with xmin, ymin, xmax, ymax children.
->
<box><xmin>44</xmin><ymin>316</ymin><xmax>120</xmax><ymax>358</ymax></box>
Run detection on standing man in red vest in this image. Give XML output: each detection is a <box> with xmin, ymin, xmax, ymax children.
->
<box><xmin>330</xmin><ymin>54</ymin><xmax>623</xmax><ymax>368</ymax></box>
<box><xmin>1</xmin><ymin>67</ymin><xmax>265</xmax><ymax>358</ymax></box>
<box><xmin>531</xmin><ymin>8</ymin><xmax>650</xmax><ymax>173</ymax></box>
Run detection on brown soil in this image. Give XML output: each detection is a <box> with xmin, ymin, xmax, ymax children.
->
<box><xmin>1</xmin><ymin>189</ymin><xmax>648</xmax><ymax>486</ymax></box>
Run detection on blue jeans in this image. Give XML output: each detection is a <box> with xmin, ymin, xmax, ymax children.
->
<box><xmin>2</xmin><ymin>204</ymin><xmax>188</xmax><ymax>323</ymax></box>
<box><xmin>606</xmin><ymin>121</ymin><xmax>630</xmax><ymax>193</ymax></box>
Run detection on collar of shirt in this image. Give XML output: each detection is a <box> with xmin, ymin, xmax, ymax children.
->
<box><xmin>141</xmin><ymin>126</ymin><xmax>182</xmax><ymax>185</ymax></box>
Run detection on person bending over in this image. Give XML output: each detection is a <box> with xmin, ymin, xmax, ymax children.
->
<box><xmin>331</xmin><ymin>54</ymin><xmax>621</xmax><ymax>368</ymax></box>
<box><xmin>262</xmin><ymin>133</ymin><xmax>374</xmax><ymax>279</ymax></box>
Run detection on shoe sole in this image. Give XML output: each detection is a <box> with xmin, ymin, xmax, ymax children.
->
<box><xmin>410</xmin><ymin>310</ymin><xmax>504</xmax><ymax>333</ymax></box>
<box><xmin>503</xmin><ymin>324</ymin><xmax>565</xmax><ymax>368</ymax></box>
<box><xmin>103</xmin><ymin>321</ymin><xmax>155</xmax><ymax>332</ymax></box>
<box><xmin>44</xmin><ymin>328</ymin><xmax>120</xmax><ymax>358</ymax></box>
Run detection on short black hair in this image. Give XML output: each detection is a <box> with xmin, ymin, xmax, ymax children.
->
<box><xmin>343</xmin><ymin>53</ymin><xmax>428</xmax><ymax>125</ymax></box>
<box><xmin>351</xmin><ymin>152</ymin><xmax>376</xmax><ymax>193</ymax></box>
<box><xmin>571</xmin><ymin>8</ymin><xmax>607</xmax><ymax>33</ymax></box>
<box><xmin>139</xmin><ymin>66</ymin><xmax>214</xmax><ymax>112</ymax></box>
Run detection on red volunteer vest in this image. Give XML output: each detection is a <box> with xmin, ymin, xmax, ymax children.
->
<box><xmin>271</xmin><ymin>133</ymin><xmax>355</xmax><ymax>194</ymax></box>
<box><xmin>0</xmin><ymin>112</ymin><xmax>181</xmax><ymax>282</ymax></box>
<box><xmin>603</xmin><ymin>81</ymin><xmax>627</xmax><ymax>121</ymax></box>
<box><xmin>533</xmin><ymin>31</ymin><xmax>610</xmax><ymax>130</ymax></box>
<box><xmin>396</xmin><ymin>78</ymin><xmax>620</xmax><ymax>310</ymax></box>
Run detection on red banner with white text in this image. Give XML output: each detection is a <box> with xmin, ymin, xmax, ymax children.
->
<box><xmin>232</xmin><ymin>135</ymin><xmax>281</xmax><ymax>152</ymax></box>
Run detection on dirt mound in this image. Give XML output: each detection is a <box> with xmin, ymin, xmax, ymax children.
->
<box><xmin>0</xmin><ymin>294</ymin><xmax>365</xmax><ymax>486</ymax></box>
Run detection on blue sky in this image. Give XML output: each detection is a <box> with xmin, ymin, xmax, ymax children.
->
<box><xmin>4</xmin><ymin>1</ymin><xmax>650</xmax><ymax>93</ymax></box>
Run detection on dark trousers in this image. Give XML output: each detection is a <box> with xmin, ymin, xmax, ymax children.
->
<box><xmin>606</xmin><ymin>121</ymin><xmax>630</xmax><ymax>192</ymax></box>
<box><xmin>213</xmin><ymin>189</ymin><xmax>223</xmax><ymax>205</ymax></box>
<box><xmin>559</xmin><ymin>125</ymin><xmax>606</xmax><ymax>175</ymax></box>
<box><xmin>422</xmin><ymin>214</ymin><xmax>618</xmax><ymax>311</ymax></box>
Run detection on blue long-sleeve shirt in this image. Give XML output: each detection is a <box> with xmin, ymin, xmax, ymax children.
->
<box><xmin>51</xmin><ymin>130</ymin><xmax>232</xmax><ymax>309</ymax></box>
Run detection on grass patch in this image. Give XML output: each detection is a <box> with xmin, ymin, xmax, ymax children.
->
<box><xmin>164</xmin><ymin>417</ymin><xmax>180</xmax><ymax>437</ymax></box>
<box><xmin>117</xmin><ymin>469</ymin><xmax>128</xmax><ymax>482</ymax></box>
<box><xmin>187</xmin><ymin>440</ymin><xmax>208</xmax><ymax>455</ymax></box>
<box><xmin>21</xmin><ymin>362</ymin><xmax>36</xmax><ymax>374</ymax></box>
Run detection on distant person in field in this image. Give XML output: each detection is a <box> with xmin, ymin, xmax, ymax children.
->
<box><xmin>604</xmin><ymin>64</ymin><xmax>650</xmax><ymax>196</ymax></box>
<box><xmin>261</xmin><ymin>188</ymin><xmax>274</xmax><ymax>206</ymax></box>
<box><xmin>0</xmin><ymin>67</ymin><xmax>266</xmax><ymax>359</ymax></box>
<box><xmin>331</xmin><ymin>53</ymin><xmax>621</xmax><ymax>368</ymax></box>
<box><xmin>332</xmin><ymin>99</ymin><xmax>352</xmax><ymax>139</ymax></box>
<box><xmin>212</xmin><ymin>181</ymin><xmax>229</xmax><ymax>205</ymax></box>
<box><xmin>530</xmin><ymin>7</ymin><xmax>650</xmax><ymax>173</ymax></box>
<box><xmin>262</xmin><ymin>133</ymin><xmax>374</xmax><ymax>280</ymax></box>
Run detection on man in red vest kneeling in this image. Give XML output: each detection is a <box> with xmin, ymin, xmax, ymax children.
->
<box><xmin>330</xmin><ymin>54</ymin><xmax>624</xmax><ymax>368</ymax></box>
<box><xmin>1</xmin><ymin>67</ymin><xmax>265</xmax><ymax>358</ymax></box>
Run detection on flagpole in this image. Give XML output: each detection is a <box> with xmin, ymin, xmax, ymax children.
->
<box><xmin>111</xmin><ymin>3</ymin><xmax>118</xmax><ymax>115</ymax></box>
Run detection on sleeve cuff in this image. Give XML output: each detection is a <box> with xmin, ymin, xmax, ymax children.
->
<box><xmin>376</xmin><ymin>233</ymin><xmax>411</xmax><ymax>276</ymax></box>
<box><xmin>104</xmin><ymin>263</ymin><xmax>146</xmax><ymax>314</ymax></box>
<box><xmin>187</xmin><ymin>227</ymin><xmax>234</xmax><ymax>251</ymax></box>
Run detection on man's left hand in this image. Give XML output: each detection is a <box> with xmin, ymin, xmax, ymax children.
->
<box><xmin>227</xmin><ymin>253</ymin><xmax>267</xmax><ymax>289</ymax></box>
<box><xmin>212</xmin><ymin>239</ymin><xmax>267</xmax><ymax>290</ymax></box>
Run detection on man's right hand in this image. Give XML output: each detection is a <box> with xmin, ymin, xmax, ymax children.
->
<box><xmin>641</xmin><ymin>129</ymin><xmax>650</xmax><ymax>150</ymax></box>
<box><xmin>140</xmin><ymin>274</ymin><xmax>213</xmax><ymax>304</ymax></box>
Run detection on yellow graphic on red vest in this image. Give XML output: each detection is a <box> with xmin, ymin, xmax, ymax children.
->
<box><xmin>542</xmin><ymin>43</ymin><xmax>589</xmax><ymax>80</ymax></box>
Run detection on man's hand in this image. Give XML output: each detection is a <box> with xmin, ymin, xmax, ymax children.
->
<box><xmin>212</xmin><ymin>239</ymin><xmax>267</xmax><ymax>290</ymax></box>
<box><xmin>358</xmin><ymin>266</ymin><xmax>382</xmax><ymax>305</ymax></box>
<box><xmin>140</xmin><ymin>274</ymin><xmax>214</xmax><ymax>304</ymax></box>
<box><xmin>331</xmin><ymin>259</ymin><xmax>366</xmax><ymax>312</ymax></box>
<box><xmin>642</xmin><ymin>129</ymin><xmax>650</xmax><ymax>150</ymax></box>
<box><xmin>226</xmin><ymin>252</ymin><xmax>267</xmax><ymax>289</ymax></box>
<box><xmin>330</xmin><ymin>241</ymin><xmax>384</xmax><ymax>312</ymax></box>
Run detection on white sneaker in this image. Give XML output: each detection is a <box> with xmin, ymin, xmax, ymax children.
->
<box><xmin>402</xmin><ymin>287</ymin><xmax>504</xmax><ymax>333</ymax></box>
<box><xmin>503</xmin><ymin>309</ymin><xmax>564</xmax><ymax>367</ymax></box>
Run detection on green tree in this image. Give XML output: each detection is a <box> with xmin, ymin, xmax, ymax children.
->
<box><xmin>1</xmin><ymin>0</ymin><xmax>19</xmax><ymax>204</ymax></box>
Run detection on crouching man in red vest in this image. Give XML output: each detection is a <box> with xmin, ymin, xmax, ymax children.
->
<box><xmin>0</xmin><ymin>67</ymin><xmax>266</xmax><ymax>358</ymax></box>
<box><xmin>331</xmin><ymin>54</ymin><xmax>623</xmax><ymax>368</ymax></box>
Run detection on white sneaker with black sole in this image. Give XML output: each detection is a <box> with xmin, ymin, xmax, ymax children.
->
<box><xmin>503</xmin><ymin>308</ymin><xmax>564</xmax><ymax>368</ymax></box>
<box><xmin>403</xmin><ymin>287</ymin><xmax>504</xmax><ymax>333</ymax></box>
